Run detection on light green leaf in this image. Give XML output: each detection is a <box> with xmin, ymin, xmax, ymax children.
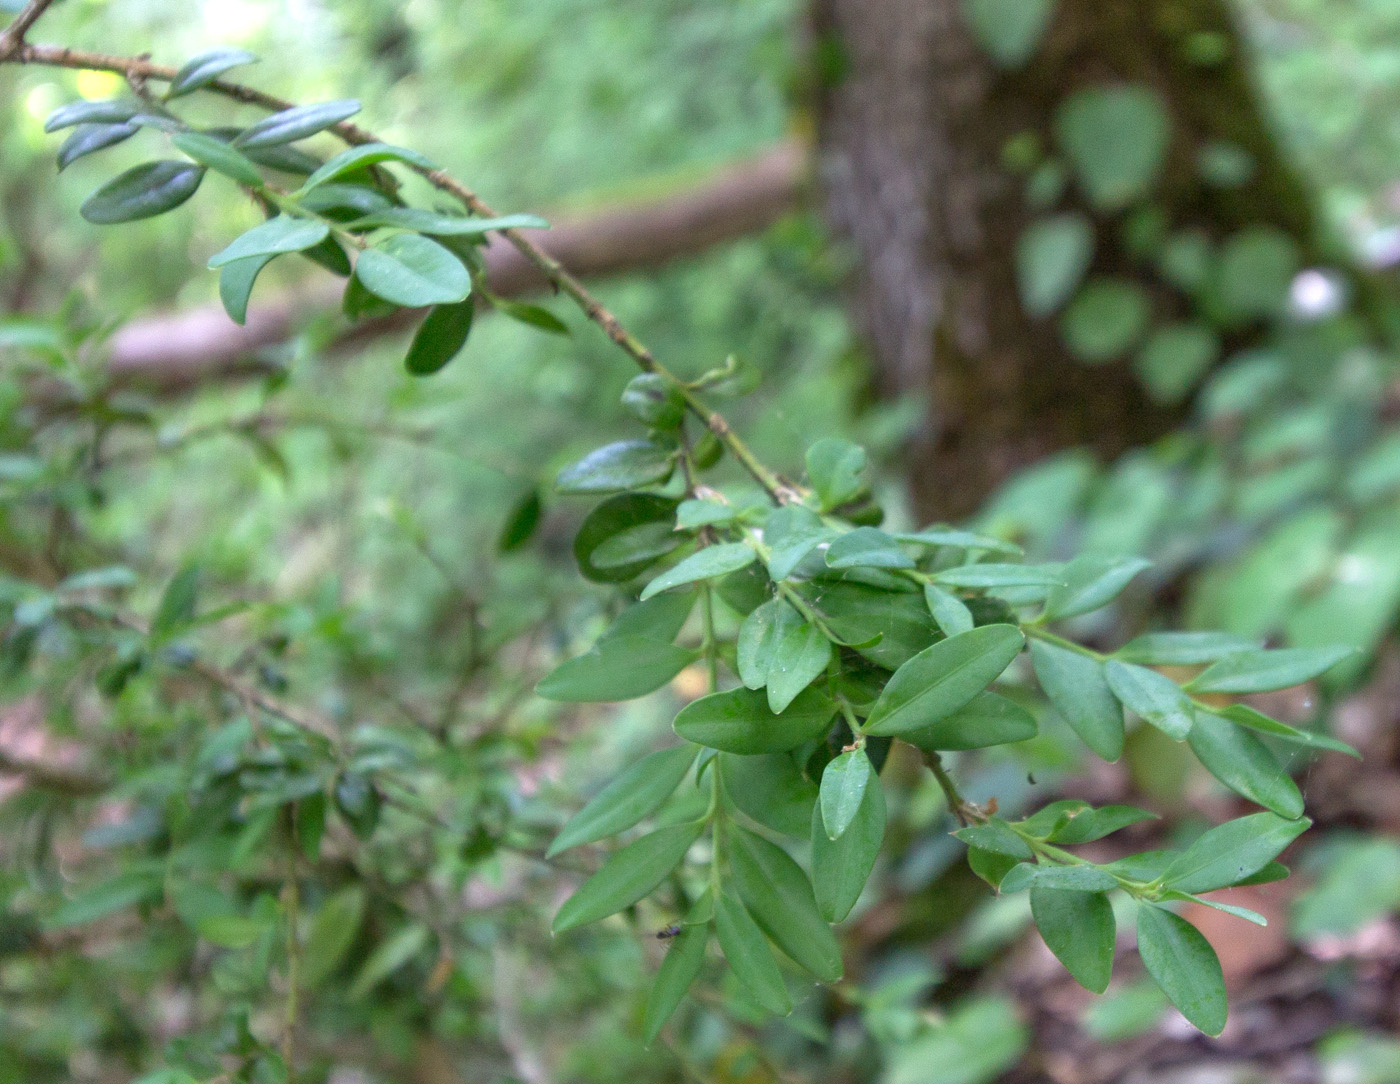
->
<box><xmin>1115</xmin><ymin>631</ymin><xmax>1261</xmax><ymax>666</ymax></box>
<box><xmin>811</xmin><ymin>779</ymin><xmax>885</xmax><ymax>922</ymax></box>
<box><xmin>354</xmin><ymin>233</ymin><xmax>471</xmax><ymax>306</ymax></box>
<box><xmin>296</xmin><ymin>142</ymin><xmax>436</xmax><ymax>191</ymax></box>
<box><xmin>806</xmin><ymin>438</ymin><xmax>867</xmax><ymax>510</ymax></box>
<box><xmin>1186</xmin><ymin>713</ymin><xmax>1304</xmax><ymax>818</ymax></box>
<box><xmin>45</xmin><ymin>98</ymin><xmax>139</xmax><ymax>131</ymax></box>
<box><xmin>1016</xmin><ymin>213</ymin><xmax>1094</xmax><ymax>317</ymax></box>
<box><xmin>167</xmin><ymin>47</ymin><xmax>259</xmax><ymax>98</ymax></box>
<box><xmin>1218</xmin><ymin>703</ymin><xmax>1358</xmax><ymax>757</ymax></box>
<box><xmin>301</xmin><ymin>886</ymin><xmax>366</xmax><ymax>988</ymax></box>
<box><xmin>1186</xmin><ymin>646</ymin><xmax>1354</xmax><ymax>694</ymax></box>
<box><xmin>349</xmin><ymin>922</ymin><xmax>432</xmax><ymax>998</ymax></box>
<box><xmin>1135</xmin><ymin>904</ymin><xmax>1227</xmax><ymax>1035</ymax></box>
<box><xmin>885</xmin><ymin>996</ymin><xmax>1028</xmax><ymax>1084</ymax></box>
<box><xmin>547</xmin><ymin>745</ymin><xmax>697</xmax><ymax>857</ymax></box>
<box><xmin>553</xmin><ymin>822</ymin><xmax>704</xmax><ymax>933</ymax></box>
<box><xmin>536</xmin><ymin>635</ymin><xmax>697</xmax><ymax>702</ymax></box>
<box><xmin>728</xmin><ymin>826</ymin><xmax>842</xmax><ymax>982</ymax></box>
<box><xmin>173</xmin><ymin>131</ymin><xmax>263</xmax><ymax>187</ymax></box>
<box><xmin>1056</xmin><ymin>85</ymin><xmax>1170</xmax><ymax>210</ymax></box>
<box><xmin>924</xmin><ymin>584</ymin><xmax>975</xmax><ymax>636</ymax></box>
<box><xmin>80</xmin><ymin>161</ymin><xmax>205</xmax><ymax>224</ymax></box>
<box><xmin>1134</xmin><ymin>322</ymin><xmax>1220</xmax><ymax>404</ymax></box>
<box><xmin>1291</xmin><ymin>839</ymin><xmax>1400</xmax><ymax>938</ymax></box>
<box><xmin>955</xmin><ymin>820</ymin><xmax>1033</xmax><ymax>860</ymax></box>
<box><xmin>1048</xmin><ymin>804</ymin><xmax>1157</xmax><ymax>845</ymax></box>
<box><xmin>1104</xmin><ymin>660</ymin><xmax>1193</xmax><ymax>741</ymax></box>
<box><xmin>931</xmin><ymin>563</ymin><xmax>1065</xmax><ymax>589</ymax></box>
<box><xmin>640</xmin><ymin>543</ymin><xmax>755</xmax><ymax>600</ymax></box>
<box><xmin>1031</xmin><ymin>888</ymin><xmax>1115</xmax><ymax>993</ymax></box>
<box><xmin>819</xmin><ymin>748</ymin><xmax>872</xmax><ymax>840</ymax></box>
<box><xmin>737</xmin><ymin>598</ymin><xmax>795</xmax><ymax>689</ymax></box>
<box><xmin>348</xmin><ymin>207</ymin><xmax>549</xmax><ymax>236</ymax></box>
<box><xmin>961</xmin><ymin>0</ymin><xmax>1055</xmax><ymax>67</ymax></box>
<box><xmin>763</xmin><ymin>504</ymin><xmax>833</xmax><ymax>580</ymax></box>
<box><xmin>557</xmin><ymin>440</ymin><xmax>675</xmax><ymax>496</ymax></box>
<box><xmin>603</xmin><ymin>591</ymin><xmax>696</xmax><ymax>644</ymax></box>
<box><xmin>1042</xmin><ymin>554</ymin><xmax>1151</xmax><ymax>621</ymax></box>
<box><xmin>825</xmin><ymin>528</ymin><xmax>914</xmax><ymax>570</ymax></box>
<box><xmin>673</xmin><ymin>686</ymin><xmax>834</xmax><ymax>754</ymax></box>
<box><xmin>233</xmin><ymin>99</ymin><xmax>361</xmax><ymax>149</ymax></box>
<box><xmin>864</xmin><ymin>625</ymin><xmax>1025</xmax><ymax>737</ymax></box>
<box><xmin>208</xmin><ymin>215</ymin><xmax>329</xmax><ymax>268</ymax></box>
<box><xmin>714</xmin><ymin>893</ymin><xmax>791</xmax><ymax>1015</ymax></box>
<box><xmin>1060</xmin><ymin>278</ymin><xmax>1152</xmax><ymax>364</ymax></box>
<box><xmin>1030</xmin><ymin>640</ymin><xmax>1124</xmax><ymax>761</ymax></box>
<box><xmin>766</xmin><ymin>620</ymin><xmax>832</xmax><ymax>713</ymax></box>
<box><xmin>47</xmin><ymin>868</ymin><xmax>162</xmax><ymax>928</ymax></box>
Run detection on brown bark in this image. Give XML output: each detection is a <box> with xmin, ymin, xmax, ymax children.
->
<box><xmin>100</xmin><ymin>142</ymin><xmax>805</xmax><ymax>394</ymax></box>
<box><xmin>812</xmin><ymin>0</ymin><xmax>1320</xmax><ymax>519</ymax></box>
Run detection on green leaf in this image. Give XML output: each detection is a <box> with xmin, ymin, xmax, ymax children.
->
<box><xmin>1055</xmin><ymin>85</ymin><xmax>1170</xmax><ymax>210</ymax></box>
<box><xmin>1217</xmin><ymin>704</ymin><xmax>1359</xmax><ymax>758</ymax></box>
<box><xmin>498</xmin><ymin>488</ymin><xmax>542</xmax><ymax>553</ymax></box>
<box><xmin>300</xmin><ymin>886</ymin><xmax>366</xmax><ymax>988</ymax></box>
<box><xmin>762</xmin><ymin>505</ymin><xmax>833</xmax><ymax>580</ymax></box>
<box><xmin>640</xmin><ymin>544</ymin><xmax>755</xmax><ymax>601</ymax></box>
<box><xmin>166</xmin><ymin>47</ymin><xmax>259</xmax><ymax>98</ymax></box>
<box><xmin>405</xmin><ymin>300</ymin><xmax>473</xmax><ymax>375</ymax></box>
<box><xmin>172</xmin><ymin>131</ymin><xmax>263</xmax><ymax>187</ymax></box>
<box><xmin>899</xmin><ymin>691</ymin><xmax>1038</xmax><ymax>751</ymax></box>
<box><xmin>557</xmin><ymin>440</ymin><xmax>675</xmax><ymax>496</ymax></box>
<box><xmin>495</xmin><ymin>298</ymin><xmax>570</xmax><ymax>334</ymax></box>
<box><xmin>807</xmin><ymin>580</ymin><xmax>939</xmax><ymax>670</ymax></box>
<box><xmin>1048</xmin><ymin>805</ymin><xmax>1157</xmax><ymax>845</ymax></box>
<box><xmin>931</xmin><ymin>563</ymin><xmax>1065</xmax><ymax>589</ymax></box>
<box><xmin>57</xmin><ymin>121</ymin><xmax>139</xmax><ymax>171</ymax></box>
<box><xmin>863</xmin><ymin>625</ymin><xmax>1025</xmax><ymax>737</ymax></box>
<box><xmin>296</xmin><ymin>142</ymin><xmax>436</xmax><ymax>191</ymax></box>
<box><xmin>152</xmin><ymin>564</ymin><xmax>200</xmax><ymax>640</ymax></box>
<box><xmin>1030</xmin><ymin>640</ymin><xmax>1124</xmax><ymax>761</ymax></box>
<box><xmin>1134</xmin><ymin>322</ymin><xmax>1220</xmax><ymax>404</ymax></box>
<box><xmin>1186</xmin><ymin>713</ymin><xmax>1304</xmax><ymax>818</ymax></box>
<box><xmin>766</xmin><ymin>619</ymin><xmax>832</xmax><ymax>713</ymax></box>
<box><xmin>348</xmin><ymin>922</ymin><xmax>432</xmax><ymax>998</ymax></box>
<box><xmin>811</xmin><ymin>778</ymin><xmax>884</xmax><ymax>922</ymax></box>
<box><xmin>720</xmin><ymin>753</ymin><xmax>817</xmax><ymax>838</ymax></box>
<box><xmin>714</xmin><ymin>893</ymin><xmax>791</xmax><ymax>1015</ymax></box>
<box><xmin>573</xmin><ymin>494</ymin><xmax>679</xmax><ymax>582</ymax></box>
<box><xmin>233</xmin><ymin>99</ymin><xmax>361</xmax><ymax>149</ymax></box>
<box><xmin>80</xmin><ymin>161</ymin><xmax>205</xmax><ymax>224</ymax></box>
<box><xmin>1186</xmin><ymin>646</ymin><xmax>1354</xmax><ymax>694</ymax></box>
<box><xmin>1135</xmin><ymin>904</ymin><xmax>1227</xmax><ymax>1036</ymax></box>
<box><xmin>897</xmin><ymin>526</ymin><xmax>1023</xmax><ymax>556</ymax></box>
<box><xmin>348</xmin><ymin>208</ymin><xmax>550</xmax><ymax>236</ymax></box>
<box><xmin>45</xmin><ymin>98</ymin><xmax>138</xmax><ymax>132</ymax></box>
<box><xmin>622</xmin><ymin>373</ymin><xmax>685</xmax><ymax>429</ymax></box>
<box><xmin>552</xmin><ymin>822</ymin><xmax>704</xmax><ymax>933</ymax></box>
<box><xmin>546</xmin><ymin>745</ymin><xmax>697</xmax><ymax>858</ymax></box>
<box><xmin>955</xmin><ymin>820</ymin><xmax>1033</xmax><ymax>860</ymax></box>
<box><xmin>1291</xmin><ymin>839</ymin><xmax>1400</xmax><ymax>938</ymax></box>
<box><xmin>825</xmin><ymin>528</ymin><xmax>914</xmax><ymax>570</ymax></box>
<box><xmin>962</xmin><ymin>0</ymin><xmax>1056</xmax><ymax>66</ymax></box>
<box><xmin>728</xmin><ymin>827</ymin><xmax>842</xmax><ymax>981</ymax></box>
<box><xmin>47</xmin><ymin>868</ymin><xmax>162</xmax><ymax>928</ymax></box>
<box><xmin>208</xmin><ymin>215</ymin><xmax>330</xmax><ymax>268</ymax></box>
<box><xmin>924</xmin><ymin>584</ymin><xmax>974</xmax><ymax>636</ymax></box>
<box><xmin>643</xmin><ymin>923</ymin><xmax>708</xmax><ymax>1042</ymax></box>
<box><xmin>1000</xmin><ymin>863</ymin><xmax>1118</xmax><ymax>893</ymax></box>
<box><xmin>819</xmin><ymin>748</ymin><xmax>872</xmax><ymax>840</ymax></box>
<box><xmin>602</xmin><ymin>590</ymin><xmax>696</xmax><ymax>644</ymax></box>
<box><xmin>536</xmin><ymin>635</ymin><xmax>697</xmax><ymax>702</ymax></box>
<box><xmin>1114</xmin><ymin>631</ymin><xmax>1261</xmax><ymax>666</ymax></box>
<box><xmin>1060</xmin><ymin>278</ymin><xmax>1152</xmax><ymax>364</ymax></box>
<box><xmin>1016</xmin><ymin>213</ymin><xmax>1094</xmax><ymax>317</ymax></box>
<box><xmin>885</xmin><ymin>997</ymin><xmax>1029</xmax><ymax>1084</ymax></box>
<box><xmin>1104</xmin><ymin>660</ymin><xmax>1194</xmax><ymax>741</ymax></box>
<box><xmin>219</xmin><ymin>254</ymin><xmax>274</xmax><ymax>325</ymax></box>
<box><xmin>1164</xmin><ymin>812</ymin><xmax>1309</xmax><ymax>894</ymax></box>
<box><xmin>806</xmin><ymin>438</ymin><xmax>867</xmax><ymax>510</ymax></box>
<box><xmin>676</xmin><ymin>499</ymin><xmax>735</xmax><ymax>529</ymax></box>
<box><xmin>673</xmin><ymin>686</ymin><xmax>834</xmax><ymax>754</ymax></box>
<box><xmin>1031</xmin><ymin>888</ymin><xmax>1115</xmax><ymax>992</ymax></box>
<box><xmin>1042</xmin><ymin>554</ymin><xmax>1151</xmax><ymax>621</ymax></box>
<box><xmin>1215</xmin><ymin>225</ymin><xmax>1299</xmax><ymax>321</ymax></box>
<box><xmin>354</xmin><ymin>233</ymin><xmax>471</xmax><ymax>306</ymax></box>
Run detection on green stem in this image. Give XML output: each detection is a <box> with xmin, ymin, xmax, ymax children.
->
<box><xmin>1025</xmin><ymin>626</ymin><xmax>1108</xmax><ymax>661</ymax></box>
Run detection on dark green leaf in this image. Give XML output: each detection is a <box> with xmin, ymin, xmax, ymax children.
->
<box><xmin>863</xmin><ymin>625</ymin><xmax>1025</xmax><ymax>737</ymax></box>
<box><xmin>557</xmin><ymin>440</ymin><xmax>675</xmax><ymax>496</ymax></box>
<box><xmin>348</xmin><ymin>923</ymin><xmax>432</xmax><ymax>998</ymax></box>
<box><xmin>573</xmin><ymin>494</ymin><xmax>679</xmax><ymax>583</ymax></box>
<box><xmin>728</xmin><ymin>827</ymin><xmax>842</xmax><ymax>981</ymax></box>
<box><xmin>495</xmin><ymin>299</ymin><xmax>571</xmax><ymax>335</ymax></box>
<box><xmin>354</xmin><ymin>234</ymin><xmax>471</xmax><ymax>306</ymax></box>
<box><xmin>1164</xmin><ymin>812</ymin><xmax>1309</xmax><ymax>894</ymax></box>
<box><xmin>405</xmin><ymin>300</ymin><xmax>473</xmax><ymax>375</ymax></box>
<box><xmin>673</xmin><ymin>686</ymin><xmax>834</xmax><ymax>754</ymax></box>
<box><xmin>1217</xmin><ymin>704</ymin><xmax>1358</xmax><ymax>758</ymax></box>
<box><xmin>1135</xmin><ymin>904</ymin><xmax>1227</xmax><ymax>1035</ymax></box>
<box><xmin>1186</xmin><ymin>646</ymin><xmax>1354</xmax><ymax>694</ymax></box>
<box><xmin>172</xmin><ymin>131</ymin><xmax>263</xmax><ymax>186</ymax></box>
<box><xmin>603</xmin><ymin>591</ymin><xmax>695</xmax><ymax>643</ymax></box>
<box><xmin>553</xmin><ymin>821</ymin><xmax>704</xmax><ymax>933</ymax></box>
<box><xmin>45</xmin><ymin>98</ymin><xmax>138</xmax><ymax>132</ymax></box>
<box><xmin>1049</xmin><ymin>804</ymin><xmax>1157</xmax><ymax>845</ymax></box>
<box><xmin>167</xmin><ymin>47</ymin><xmax>259</xmax><ymax>98</ymax></box>
<box><xmin>233</xmin><ymin>99</ymin><xmax>361</xmax><ymax>149</ymax></box>
<box><xmin>720</xmin><ymin>753</ymin><xmax>817</xmax><ymax>838</ymax></box>
<box><xmin>811</xmin><ymin>780</ymin><xmax>884</xmax><ymax>923</ymax></box>
<box><xmin>547</xmin><ymin>745</ymin><xmax>696</xmax><ymax>857</ymax></box>
<box><xmin>1186</xmin><ymin>712</ymin><xmax>1304</xmax><ymax>817</ymax></box>
<box><xmin>497</xmin><ymin>488</ymin><xmax>542</xmax><ymax>553</ymax></box>
<box><xmin>819</xmin><ymin>748</ymin><xmax>871</xmax><ymax>840</ymax></box>
<box><xmin>766</xmin><ymin>619</ymin><xmax>832</xmax><ymax>713</ymax></box>
<box><xmin>1031</xmin><ymin>888</ymin><xmax>1115</xmax><ymax>992</ymax></box>
<box><xmin>536</xmin><ymin>635</ymin><xmax>697</xmax><ymax>702</ymax></box>
<box><xmin>714</xmin><ymin>893</ymin><xmax>791</xmax><ymax>1015</ymax></box>
<box><xmin>57</xmin><ymin>121</ymin><xmax>139</xmax><ymax>171</ymax></box>
<box><xmin>825</xmin><ymin>528</ymin><xmax>914</xmax><ymax>570</ymax></box>
<box><xmin>80</xmin><ymin>161</ymin><xmax>205</xmax><ymax>224</ymax></box>
<box><xmin>643</xmin><ymin>923</ymin><xmax>708</xmax><ymax>1042</ymax></box>
<box><xmin>931</xmin><ymin>562</ymin><xmax>1065</xmax><ymax>589</ymax></box>
<box><xmin>218</xmin><ymin>255</ymin><xmax>275</xmax><ymax>325</ymax></box>
<box><xmin>1030</xmin><ymin>640</ymin><xmax>1124</xmax><ymax>761</ymax></box>
<box><xmin>899</xmin><ymin>691</ymin><xmax>1037</xmax><ymax>751</ymax></box>
<box><xmin>1104</xmin><ymin>660</ymin><xmax>1193</xmax><ymax>741</ymax></box>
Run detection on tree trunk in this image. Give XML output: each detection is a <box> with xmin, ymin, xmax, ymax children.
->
<box><xmin>812</xmin><ymin>0</ymin><xmax>1321</xmax><ymax>519</ymax></box>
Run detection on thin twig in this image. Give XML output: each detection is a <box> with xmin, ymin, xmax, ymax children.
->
<box><xmin>8</xmin><ymin>41</ymin><xmax>799</xmax><ymax>504</ymax></box>
<box><xmin>0</xmin><ymin>0</ymin><xmax>56</xmax><ymax>61</ymax></box>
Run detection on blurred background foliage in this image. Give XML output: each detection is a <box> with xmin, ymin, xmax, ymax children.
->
<box><xmin>3</xmin><ymin>1</ymin><xmax>1400</xmax><ymax>1083</ymax></box>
